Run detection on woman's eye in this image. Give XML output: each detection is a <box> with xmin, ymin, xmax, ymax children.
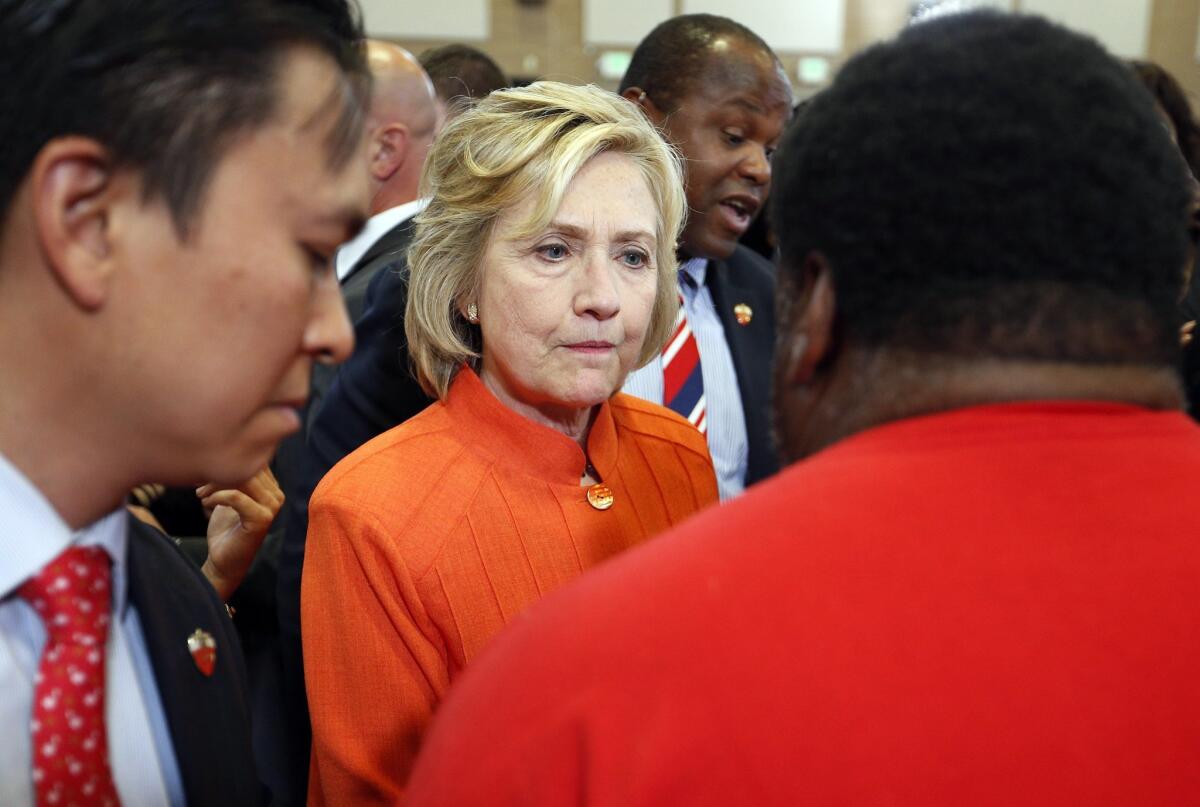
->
<box><xmin>537</xmin><ymin>243</ymin><xmax>569</xmax><ymax>260</ymax></box>
<box><xmin>724</xmin><ymin>130</ymin><xmax>746</xmax><ymax>146</ymax></box>
<box><xmin>621</xmin><ymin>250</ymin><xmax>648</xmax><ymax>268</ymax></box>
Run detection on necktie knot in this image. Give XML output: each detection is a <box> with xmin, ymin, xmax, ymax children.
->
<box><xmin>19</xmin><ymin>546</ymin><xmax>112</xmax><ymax>644</ymax></box>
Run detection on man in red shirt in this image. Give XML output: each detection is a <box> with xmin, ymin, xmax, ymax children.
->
<box><xmin>407</xmin><ymin>11</ymin><xmax>1200</xmax><ymax>804</ymax></box>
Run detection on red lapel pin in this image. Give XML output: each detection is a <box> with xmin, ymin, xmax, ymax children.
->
<box><xmin>187</xmin><ymin>628</ymin><xmax>216</xmax><ymax>677</ymax></box>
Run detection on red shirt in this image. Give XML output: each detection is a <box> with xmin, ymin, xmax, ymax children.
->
<box><xmin>409</xmin><ymin>402</ymin><xmax>1200</xmax><ymax>805</ymax></box>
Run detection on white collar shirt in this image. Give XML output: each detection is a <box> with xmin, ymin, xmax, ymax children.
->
<box><xmin>335</xmin><ymin>197</ymin><xmax>429</xmax><ymax>281</ymax></box>
<box><xmin>622</xmin><ymin>257</ymin><xmax>749</xmax><ymax>500</ymax></box>
<box><xmin>0</xmin><ymin>451</ymin><xmax>184</xmax><ymax>806</ymax></box>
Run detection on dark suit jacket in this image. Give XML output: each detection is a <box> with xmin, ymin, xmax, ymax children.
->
<box><xmin>270</xmin><ymin>228</ymin><xmax>433</xmax><ymax>805</ymax></box>
<box><xmin>308</xmin><ymin>216</ymin><xmax>418</xmax><ymax>419</ymax></box>
<box><xmin>705</xmin><ymin>244</ymin><xmax>779</xmax><ymax>488</ymax></box>
<box><xmin>125</xmin><ymin>516</ymin><xmax>263</xmax><ymax>806</ymax></box>
<box><xmin>340</xmin><ymin>216</ymin><xmax>418</xmax><ymax>326</ymax></box>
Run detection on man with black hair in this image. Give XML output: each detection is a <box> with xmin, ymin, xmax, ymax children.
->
<box><xmin>0</xmin><ymin>1</ymin><xmax>368</xmax><ymax>803</ymax></box>
<box><xmin>619</xmin><ymin>13</ymin><xmax>792</xmax><ymax>500</ymax></box>
<box><xmin>407</xmin><ymin>12</ymin><xmax>1200</xmax><ymax>804</ymax></box>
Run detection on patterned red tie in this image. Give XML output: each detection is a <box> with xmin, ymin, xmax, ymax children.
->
<box><xmin>662</xmin><ymin>287</ymin><xmax>707</xmax><ymax>433</ymax></box>
<box><xmin>19</xmin><ymin>546</ymin><xmax>121</xmax><ymax>807</ymax></box>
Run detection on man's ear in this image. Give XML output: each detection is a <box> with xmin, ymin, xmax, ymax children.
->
<box><xmin>621</xmin><ymin>86</ymin><xmax>666</xmax><ymax>127</ymax></box>
<box><xmin>31</xmin><ymin>137</ymin><xmax>120</xmax><ymax>311</ymax></box>
<box><xmin>369</xmin><ymin>123</ymin><xmax>411</xmax><ymax>183</ymax></box>
<box><xmin>778</xmin><ymin>252</ymin><xmax>837</xmax><ymax>387</ymax></box>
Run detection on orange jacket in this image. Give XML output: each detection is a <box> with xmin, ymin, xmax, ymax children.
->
<box><xmin>302</xmin><ymin>368</ymin><xmax>717</xmax><ymax>805</ymax></box>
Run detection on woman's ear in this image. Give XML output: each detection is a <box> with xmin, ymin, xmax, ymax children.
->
<box><xmin>31</xmin><ymin>136</ymin><xmax>120</xmax><ymax>311</ymax></box>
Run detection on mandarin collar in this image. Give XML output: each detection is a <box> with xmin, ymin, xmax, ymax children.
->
<box><xmin>446</xmin><ymin>368</ymin><xmax>619</xmax><ymax>485</ymax></box>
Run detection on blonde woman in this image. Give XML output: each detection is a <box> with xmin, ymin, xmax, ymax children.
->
<box><xmin>302</xmin><ymin>81</ymin><xmax>719</xmax><ymax>804</ymax></box>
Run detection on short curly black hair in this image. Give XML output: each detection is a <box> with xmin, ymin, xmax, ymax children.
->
<box><xmin>619</xmin><ymin>13</ymin><xmax>775</xmax><ymax>113</ymax></box>
<box><xmin>771</xmin><ymin>11</ymin><xmax>1193</xmax><ymax>366</ymax></box>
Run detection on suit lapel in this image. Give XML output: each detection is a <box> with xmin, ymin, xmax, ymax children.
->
<box><xmin>707</xmin><ymin>255</ymin><xmax>773</xmax><ymax>407</ymax></box>
<box><xmin>125</xmin><ymin>517</ymin><xmax>262</xmax><ymax>804</ymax></box>
<box><xmin>706</xmin><ymin>250</ymin><xmax>779</xmax><ymax>485</ymax></box>
<box><xmin>341</xmin><ymin>216</ymin><xmax>417</xmax><ymax>286</ymax></box>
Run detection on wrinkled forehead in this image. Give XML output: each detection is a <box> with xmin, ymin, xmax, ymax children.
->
<box><xmin>496</xmin><ymin>151</ymin><xmax>661</xmax><ymax>242</ymax></box>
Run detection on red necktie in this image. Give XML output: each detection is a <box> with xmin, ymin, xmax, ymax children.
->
<box><xmin>662</xmin><ymin>288</ymin><xmax>707</xmax><ymax>433</ymax></box>
<box><xmin>19</xmin><ymin>546</ymin><xmax>121</xmax><ymax>807</ymax></box>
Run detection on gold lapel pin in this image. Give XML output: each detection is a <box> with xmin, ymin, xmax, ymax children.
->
<box><xmin>187</xmin><ymin>628</ymin><xmax>217</xmax><ymax>677</ymax></box>
<box><xmin>733</xmin><ymin>303</ymin><xmax>753</xmax><ymax>326</ymax></box>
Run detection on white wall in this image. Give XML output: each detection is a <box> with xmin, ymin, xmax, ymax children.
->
<box><xmin>359</xmin><ymin>0</ymin><xmax>489</xmax><ymax>40</ymax></box>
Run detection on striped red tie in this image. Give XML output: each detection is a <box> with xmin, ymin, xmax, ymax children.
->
<box><xmin>662</xmin><ymin>292</ymin><xmax>706</xmax><ymax>433</ymax></box>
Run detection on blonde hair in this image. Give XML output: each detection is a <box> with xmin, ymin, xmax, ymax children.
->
<box><xmin>405</xmin><ymin>81</ymin><xmax>687</xmax><ymax>399</ymax></box>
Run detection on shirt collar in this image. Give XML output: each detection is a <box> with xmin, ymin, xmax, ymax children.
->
<box><xmin>336</xmin><ymin>197</ymin><xmax>429</xmax><ymax>281</ymax></box>
<box><xmin>679</xmin><ymin>257</ymin><xmax>708</xmax><ymax>289</ymax></box>
<box><xmin>0</xmin><ymin>450</ymin><xmax>129</xmax><ymax>615</ymax></box>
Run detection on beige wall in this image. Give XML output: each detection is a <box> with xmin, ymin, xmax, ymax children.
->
<box><xmin>385</xmin><ymin>0</ymin><xmax>1200</xmax><ymax>109</ymax></box>
<box><xmin>1149</xmin><ymin>0</ymin><xmax>1200</xmax><ymax>100</ymax></box>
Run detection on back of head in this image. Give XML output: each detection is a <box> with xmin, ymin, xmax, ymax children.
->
<box><xmin>0</xmin><ymin>0</ymin><xmax>369</xmax><ymax>235</ymax></box>
<box><xmin>367</xmin><ymin>40</ymin><xmax>438</xmax><ymax>133</ymax></box>
<box><xmin>772</xmin><ymin>11</ymin><xmax>1192</xmax><ymax>367</ymax></box>
<box><xmin>619</xmin><ymin>13</ymin><xmax>776</xmax><ymax>113</ymax></box>
<box><xmin>418</xmin><ymin>44</ymin><xmax>507</xmax><ymax>115</ymax></box>
<box><xmin>405</xmin><ymin>81</ymin><xmax>686</xmax><ymax>398</ymax></box>
<box><xmin>364</xmin><ymin>40</ymin><xmax>439</xmax><ymax>210</ymax></box>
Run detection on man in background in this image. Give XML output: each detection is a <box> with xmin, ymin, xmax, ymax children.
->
<box><xmin>335</xmin><ymin>41</ymin><xmax>440</xmax><ymax>327</ymax></box>
<box><xmin>0</xmin><ymin>0</ymin><xmax>366</xmax><ymax>804</ymax></box>
<box><xmin>419</xmin><ymin>43</ymin><xmax>508</xmax><ymax>119</ymax></box>
<box><xmin>408</xmin><ymin>11</ymin><xmax>1200</xmax><ymax>803</ymax></box>
<box><xmin>620</xmin><ymin>14</ymin><xmax>792</xmax><ymax>500</ymax></box>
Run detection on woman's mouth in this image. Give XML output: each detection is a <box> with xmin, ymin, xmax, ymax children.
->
<box><xmin>566</xmin><ymin>341</ymin><xmax>616</xmax><ymax>353</ymax></box>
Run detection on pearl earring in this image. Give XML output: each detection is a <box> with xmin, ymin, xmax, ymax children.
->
<box><xmin>466</xmin><ymin>303</ymin><xmax>479</xmax><ymax>323</ymax></box>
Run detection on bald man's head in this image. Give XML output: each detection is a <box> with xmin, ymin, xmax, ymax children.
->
<box><xmin>363</xmin><ymin>40</ymin><xmax>441</xmax><ymax>213</ymax></box>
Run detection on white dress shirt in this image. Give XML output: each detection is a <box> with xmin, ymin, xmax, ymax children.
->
<box><xmin>623</xmin><ymin>257</ymin><xmax>749</xmax><ymax>500</ymax></box>
<box><xmin>335</xmin><ymin>197</ymin><xmax>429</xmax><ymax>281</ymax></box>
<box><xmin>0</xmin><ymin>452</ymin><xmax>184</xmax><ymax>807</ymax></box>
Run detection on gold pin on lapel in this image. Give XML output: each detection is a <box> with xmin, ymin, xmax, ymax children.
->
<box><xmin>188</xmin><ymin>628</ymin><xmax>216</xmax><ymax>677</ymax></box>
<box><xmin>733</xmin><ymin>303</ymin><xmax>753</xmax><ymax>326</ymax></box>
